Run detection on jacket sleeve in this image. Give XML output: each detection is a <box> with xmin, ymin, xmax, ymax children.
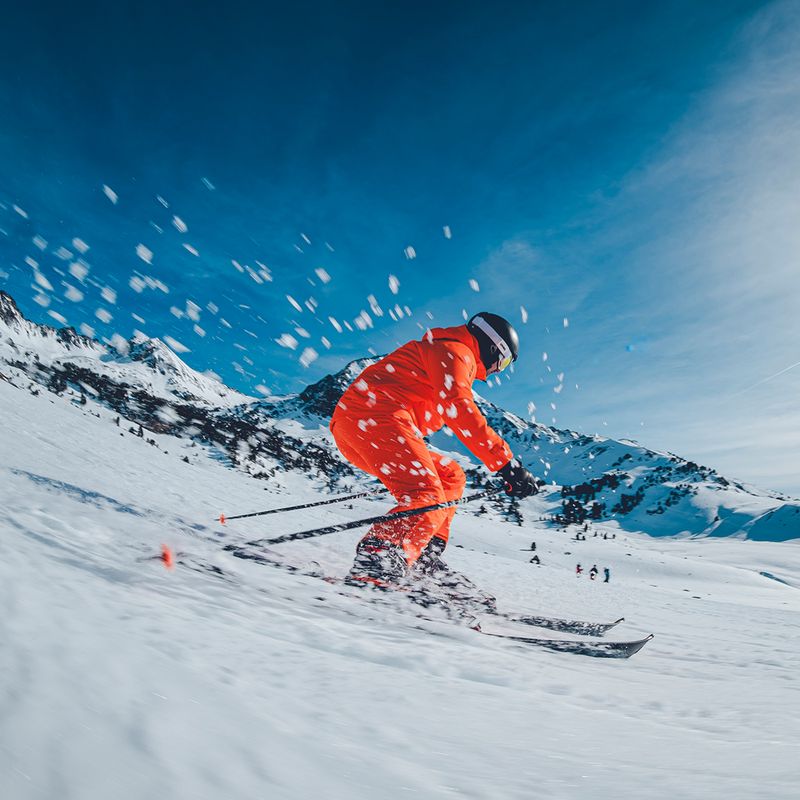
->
<box><xmin>424</xmin><ymin>342</ymin><xmax>513</xmax><ymax>471</ymax></box>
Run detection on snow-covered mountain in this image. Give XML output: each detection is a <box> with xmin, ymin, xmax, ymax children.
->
<box><xmin>2</xmin><ymin>289</ymin><xmax>798</xmax><ymax>540</ymax></box>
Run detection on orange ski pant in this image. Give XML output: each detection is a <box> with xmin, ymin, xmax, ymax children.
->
<box><xmin>330</xmin><ymin>409</ymin><xmax>466</xmax><ymax>565</ymax></box>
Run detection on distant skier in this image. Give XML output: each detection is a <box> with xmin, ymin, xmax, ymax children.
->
<box><xmin>603</xmin><ymin>567</ymin><xmax>611</xmax><ymax>583</ymax></box>
<box><xmin>530</xmin><ymin>554</ymin><xmax>540</xmax><ymax>565</ymax></box>
<box><xmin>529</xmin><ymin>540</ymin><xmax>536</xmax><ymax>551</ymax></box>
<box><xmin>330</xmin><ymin>313</ymin><xmax>539</xmax><ymax>587</ymax></box>
<box><xmin>589</xmin><ymin>564</ymin><xmax>599</xmax><ymax>581</ymax></box>
<box><xmin>576</xmin><ymin>563</ymin><xmax>583</xmax><ymax>577</ymax></box>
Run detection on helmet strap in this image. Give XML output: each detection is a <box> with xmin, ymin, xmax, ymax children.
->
<box><xmin>471</xmin><ymin>314</ymin><xmax>512</xmax><ymax>372</ymax></box>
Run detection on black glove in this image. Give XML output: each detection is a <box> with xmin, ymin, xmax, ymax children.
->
<box><xmin>497</xmin><ymin>459</ymin><xmax>538</xmax><ymax>498</ymax></box>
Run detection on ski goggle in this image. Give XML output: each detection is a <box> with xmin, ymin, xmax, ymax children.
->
<box><xmin>494</xmin><ymin>353</ymin><xmax>514</xmax><ymax>374</ymax></box>
<box><xmin>471</xmin><ymin>315</ymin><xmax>515</xmax><ymax>375</ymax></box>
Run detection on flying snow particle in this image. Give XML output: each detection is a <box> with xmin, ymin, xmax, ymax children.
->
<box><xmin>276</xmin><ymin>333</ymin><xmax>299</xmax><ymax>350</ymax></box>
<box><xmin>354</xmin><ymin>311</ymin><xmax>373</xmax><ymax>330</ymax></box>
<box><xmin>388</xmin><ymin>274</ymin><xmax>400</xmax><ymax>294</ymax></box>
<box><xmin>183</xmin><ymin>244</ymin><xmax>199</xmax><ymax>256</ymax></box>
<box><xmin>48</xmin><ymin>310</ymin><xmax>67</xmax><ymax>324</ymax></box>
<box><xmin>321</xmin><ymin>336</ymin><xmax>331</xmax><ymax>349</ymax></box>
<box><xmin>368</xmin><ymin>295</ymin><xmax>383</xmax><ymax>316</ymax></box>
<box><xmin>255</xmin><ymin>261</ymin><xmax>272</xmax><ymax>282</ymax></box>
<box><xmin>33</xmin><ymin>294</ymin><xmax>50</xmax><ymax>307</ymax></box>
<box><xmin>404</xmin><ymin>246</ymin><xmax>417</xmax><ymax>260</ymax></box>
<box><xmin>101</xmin><ymin>286</ymin><xmax>117</xmax><ymax>304</ymax></box>
<box><xmin>13</xmin><ymin>205</ymin><xmax>28</xmax><ymax>218</ymax></box>
<box><xmin>201</xmin><ymin>177</ymin><xmax>215</xmax><ymax>191</ymax></box>
<box><xmin>315</xmin><ymin>267</ymin><xmax>331</xmax><ymax>284</ymax></box>
<box><xmin>110</xmin><ymin>333</ymin><xmax>129</xmax><ymax>355</ymax></box>
<box><xmin>186</xmin><ymin>301</ymin><xmax>201</xmax><ymax>321</ymax></box>
<box><xmin>32</xmin><ymin>235</ymin><xmax>47</xmax><ymax>250</ymax></box>
<box><xmin>33</xmin><ymin>271</ymin><xmax>53</xmax><ymax>291</ymax></box>
<box><xmin>299</xmin><ymin>347</ymin><xmax>318</xmax><ymax>367</ymax></box>
<box><xmin>286</xmin><ymin>295</ymin><xmax>303</xmax><ymax>312</ymax></box>
<box><xmin>170</xmin><ymin>306</ymin><xmax>185</xmax><ymax>319</ymax></box>
<box><xmin>136</xmin><ymin>244</ymin><xmax>153</xmax><ymax>264</ymax></box>
<box><xmin>79</xmin><ymin>323</ymin><xmax>95</xmax><ymax>337</ymax></box>
<box><xmin>443</xmin><ymin>225</ymin><xmax>452</xmax><ymax>239</ymax></box>
<box><xmin>72</xmin><ymin>238</ymin><xmax>90</xmax><ymax>254</ymax></box>
<box><xmin>469</xmin><ymin>279</ymin><xmax>480</xmax><ymax>292</ymax></box>
<box><xmin>329</xmin><ymin>316</ymin><xmax>343</xmax><ymax>333</ymax></box>
<box><xmin>102</xmin><ymin>185</ymin><xmax>118</xmax><ymax>204</ymax></box>
<box><xmin>301</xmin><ymin>233</ymin><xmax>312</xmax><ymax>245</ymax></box>
<box><xmin>563</xmin><ymin>317</ymin><xmax>569</xmax><ymax>328</ymax></box>
<box><xmin>129</xmin><ymin>276</ymin><xmax>146</xmax><ymax>293</ymax></box>
<box><xmin>95</xmin><ymin>308</ymin><xmax>112</xmax><ymax>324</ymax></box>
<box><xmin>156</xmin><ymin>196</ymin><xmax>169</xmax><ymax>208</ymax></box>
<box><xmin>325</xmin><ymin>242</ymin><xmax>335</xmax><ymax>252</ymax></box>
<box><xmin>193</xmin><ymin>325</ymin><xmax>205</xmax><ymax>337</ymax></box>
<box><xmin>164</xmin><ymin>336</ymin><xmax>189</xmax><ymax>354</ymax></box>
<box><xmin>542</xmin><ymin>351</ymin><xmax>548</xmax><ymax>362</ymax></box>
<box><xmin>172</xmin><ymin>216</ymin><xmax>188</xmax><ymax>233</ymax></box>
<box><xmin>295</xmin><ymin>327</ymin><xmax>311</xmax><ymax>338</ymax></box>
<box><xmin>54</xmin><ymin>247</ymin><xmax>73</xmax><ymax>260</ymax></box>
<box><xmin>64</xmin><ymin>285</ymin><xmax>84</xmax><ymax>302</ymax></box>
<box><xmin>520</xmin><ymin>306</ymin><xmax>528</xmax><ymax>323</ymax></box>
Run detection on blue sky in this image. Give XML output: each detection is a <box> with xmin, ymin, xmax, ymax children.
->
<box><xmin>1</xmin><ymin>0</ymin><xmax>799</xmax><ymax>496</ymax></box>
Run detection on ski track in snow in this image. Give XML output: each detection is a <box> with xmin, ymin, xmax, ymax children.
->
<box><xmin>1</xmin><ymin>379</ymin><xmax>799</xmax><ymax>799</ymax></box>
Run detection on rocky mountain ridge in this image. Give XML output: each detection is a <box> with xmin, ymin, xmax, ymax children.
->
<box><xmin>2</xmin><ymin>290</ymin><xmax>798</xmax><ymax>540</ymax></box>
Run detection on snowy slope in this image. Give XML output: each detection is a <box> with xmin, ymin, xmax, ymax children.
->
<box><xmin>2</xmin><ymin>362</ymin><xmax>800</xmax><ymax>799</ymax></box>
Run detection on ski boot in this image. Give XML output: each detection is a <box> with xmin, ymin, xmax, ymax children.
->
<box><xmin>410</xmin><ymin>537</ymin><xmax>497</xmax><ymax>613</ymax></box>
<box><xmin>345</xmin><ymin>536</ymin><xmax>408</xmax><ymax>589</ymax></box>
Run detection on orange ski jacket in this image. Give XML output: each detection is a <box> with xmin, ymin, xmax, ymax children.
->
<box><xmin>333</xmin><ymin>325</ymin><xmax>513</xmax><ymax>471</ymax></box>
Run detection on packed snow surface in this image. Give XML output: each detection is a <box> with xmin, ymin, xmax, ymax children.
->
<box><xmin>1</xmin><ymin>379</ymin><xmax>799</xmax><ymax>800</ymax></box>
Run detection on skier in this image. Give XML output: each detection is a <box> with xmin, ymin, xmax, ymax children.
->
<box><xmin>590</xmin><ymin>564</ymin><xmax>599</xmax><ymax>581</ymax></box>
<box><xmin>603</xmin><ymin>567</ymin><xmax>611</xmax><ymax>583</ymax></box>
<box><xmin>530</xmin><ymin>554</ymin><xmax>541</xmax><ymax>565</ymax></box>
<box><xmin>330</xmin><ymin>312</ymin><xmax>538</xmax><ymax>587</ymax></box>
<box><xmin>576</xmin><ymin>563</ymin><xmax>583</xmax><ymax>577</ymax></box>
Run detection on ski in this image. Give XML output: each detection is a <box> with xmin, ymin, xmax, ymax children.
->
<box><xmin>491</xmin><ymin>612</ymin><xmax>625</xmax><ymax>637</ymax></box>
<box><xmin>188</xmin><ymin>548</ymin><xmax>653</xmax><ymax>659</ymax></box>
<box><xmin>221</xmin><ymin>544</ymin><xmax>639</xmax><ymax>643</ymax></box>
<box><xmin>478</xmin><ymin>630</ymin><xmax>653</xmax><ymax>659</ymax></box>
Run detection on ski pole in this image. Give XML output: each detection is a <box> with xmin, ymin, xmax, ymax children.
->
<box><xmin>218</xmin><ymin>486</ymin><xmax>389</xmax><ymax>524</ymax></box>
<box><xmin>226</xmin><ymin>488</ymin><xmax>500</xmax><ymax>548</ymax></box>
